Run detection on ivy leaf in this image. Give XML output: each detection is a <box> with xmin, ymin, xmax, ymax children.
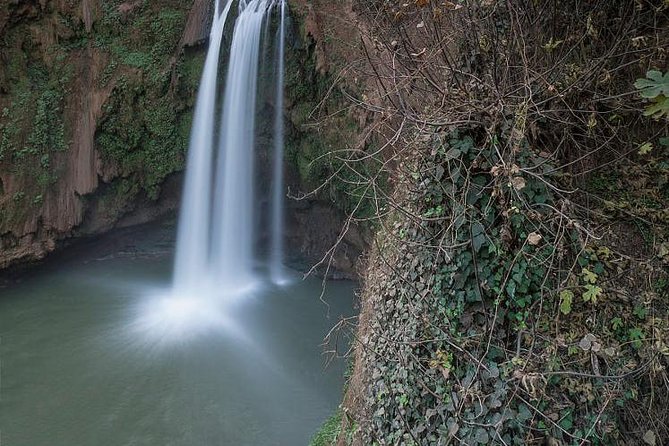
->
<box><xmin>474</xmin><ymin>428</ymin><xmax>489</xmax><ymax>444</ymax></box>
<box><xmin>582</xmin><ymin>284</ymin><xmax>602</xmax><ymax>303</ymax></box>
<box><xmin>559</xmin><ymin>412</ymin><xmax>573</xmax><ymax>430</ymax></box>
<box><xmin>444</xmin><ymin>147</ymin><xmax>461</xmax><ymax>161</ymax></box>
<box><xmin>435</xmin><ymin>165</ymin><xmax>445</xmax><ymax>181</ymax></box>
<box><xmin>634</xmin><ymin>70</ymin><xmax>669</xmax><ymax>98</ymax></box>
<box><xmin>471</xmin><ymin>222</ymin><xmax>486</xmax><ymax>252</ymax></box>
<box><xmin>581</xmin><ymin>268</ymin><xmax>597</xmax><ymax>284</ymax></box>
<box><xmin>506</xmin><ymin>280</ymin><xmax>517</xmax><ymax>299</ymax></box>
<box><xmin>635</xmin><ymin>71</ymin><xmax>669</xmax><ymax>119</ymax></box>
<box><xmin>638</xmin><ymin>142</ymin><xmax>653</xmax><ymax>155</ymax></box>
<box><xmin>559</xmin><ymin>290</ymin><xmax>574</xmax><ymax>315</ymax></box>
<box><xmin>629</xmin><ymin>327</ymin><xmax>645</xmax><ymax>348</ymax></box>
<box><xmin>643</xmin><ymin>96</ymin><xmax>669</xmax><ymax>119</ymax></box>
<box><xmin>633</xmin><ymin>304</ymin><xmax>648</xmax><ymax>320</ymax></box>
<box><xmin>643</xmin><ymin>430</ymin><xmax>657</xmax><ymax>446</ymax></box>
<box><xmin>517</xmin><ymin>404</ymin><xmax>532</xmax><ymax>423</ymax></box>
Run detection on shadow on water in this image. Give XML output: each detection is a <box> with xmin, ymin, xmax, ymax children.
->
<box><xmin>0</xmin><ymin>222</ymin><xmax>356</xmax><ymax>446</ymax></box>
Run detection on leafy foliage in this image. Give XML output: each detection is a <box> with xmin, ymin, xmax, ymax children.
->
<box><xmin>284</xmin><ymin>41</ymin><xmax>385</xmax><ymax>220</ymax></box>
<box><xmin>88</xmin><ymin>3</ymin><xmax>194</xmax><ymax>199</ymax></box>
<box><xmin>635</xmin><ymin>70</ymin><xmax>669</xmax><ymax>119</ymax></box>
<box><xmin>328</xmin><ymin>0</ymin><xmax>669</xmax><ymax>444</ymax></box>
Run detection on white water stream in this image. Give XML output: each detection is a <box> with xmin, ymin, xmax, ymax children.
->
<box><xmin>174</xmin><ymin>0</ymin><xmax>288</xmax><ymax>297</ymax></box>
<box><xmin>269</xmin><ymin>0</ymin><xmax>287</xmax><ymax>284</ymax></box>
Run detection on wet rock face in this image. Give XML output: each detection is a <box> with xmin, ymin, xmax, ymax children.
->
<box><xmin>0</xmin><ymin>0</ymin><xmax>206</xmax><ymax>269</ymax></box>
<box><xmin>287</xmin><ymin>200</ymin><xmax>366</xmax><ymax>279</ymax></box>
<box><xmin>179</xmin><ymin>0</ymin><xmax>214</xmax><ymax>47</ymax></box>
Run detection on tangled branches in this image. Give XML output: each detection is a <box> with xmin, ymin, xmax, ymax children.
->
<box><xmin>295</xmin><ymin>0</ymin><xmax>669</xmax><ymax>444</ymax></box>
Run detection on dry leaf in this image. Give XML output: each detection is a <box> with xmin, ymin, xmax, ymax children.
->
<box><xmin>579</xmin><ymin>333</ymin><xmax>598</xmax><ymax>351</ymax></box>
<box><xmin>511</xmin><ymin>176</ymin><xmax>526</xmax><ymax>190</ymax></box>
<box><xmin>643</xmin><ymin>430</ymin><xmax>656</xmax><ymax>446</ymax></box>
<box><xmin>527</xmin><ymin>232</ymin><xmax>542</xmax><ymax>245</ymax></box>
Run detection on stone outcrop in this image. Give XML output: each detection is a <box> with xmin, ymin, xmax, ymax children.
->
<box><xmin>0</xmin><ymin>0</ymin><xmax>207</xmax><ymax>269</ymax></box>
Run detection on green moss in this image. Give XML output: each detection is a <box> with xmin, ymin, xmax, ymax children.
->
<box><xmin>178</xmin><ymin>51</ymin><xmax>207</xmax><ymax>94</ymax></box>
<box><xmin>99</xmin><ymin>59</ymin><xmax>119</xmax><ymax>88</ymax></box>
<box><xmin>0</xmin><ymin>35</ymin><xmax>69</xmax><ymax>231</ymax></box>
<box><xmin>285</xmin><ymin>42</ymin><xmax>383</xmax><ymax>221</ymax></box>
<box><xmin>0</xmin><ymin>0</ymin><xmax>202</xmax><ymax>234</ymax></box>
<box><xmin>0</xmin><ymin>104</ymin><xmax>21</xmax><ymax>161</ymax></box>
<box><xmin>89</xmin><ymin>1</ymin><xmax>195</xmax><ymax>200</ymax></box>
<box><xmin>93</xmin><ymin>178</ymin><xmax>141</xmax><ymax>222</ymax></box>
<box><xmin>26</xmin><ymin>88</ymin><xmax>67</xmax><ymax>155</ymax></box>
<box><xmin>96</xmin><ymin>75</ymin><xmax>190</xmax><ymax>200</ymax></box>
<box><xmin>148</xmin><ymin>9</ymin><xmax>186</xmax><ymax>59</ymax></box>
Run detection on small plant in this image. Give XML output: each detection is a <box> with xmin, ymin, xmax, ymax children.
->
<box><xmin>12</xmin><ymin>191</ymin><xmax>25</xmax><ymax>202</ymax></box>
<box><xmin>309</xmin><ymin>412</ymin><xmax>342</xmax><ymax>446</ymax></box>
<box><xmin>634</xmin><ymin>70</ymin><xmax>669</xmax><ymax>119</ymax></box>
<box><xmin>559</xmin><ymin>289</ymin><xmax>574</xmax><ymax>315</ymax></box>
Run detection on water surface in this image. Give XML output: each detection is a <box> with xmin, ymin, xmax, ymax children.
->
<box><xmin>0</xmin><ymin>224</ymin><xmax>354</xmax><ymax>446</ymax></box>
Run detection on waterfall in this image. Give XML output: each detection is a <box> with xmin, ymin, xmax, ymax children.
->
<box><xmin>211</xmin><ymin>0</ymin><xmax>268</xmax><ymax>292</ymax></box>
<box><xmin>173</xmin><ymin>0</ymin><xmax>234</xmax><ymax>293</ymax></box>
<box><xmin>173</xmin><ymin>0</ymin><xmax>288</xmax><ymax>296</ymax></box>
<box><xmin>269</xmin><ymin>0</ymin><xmax>287</xmax><ymax>284</ymax></box>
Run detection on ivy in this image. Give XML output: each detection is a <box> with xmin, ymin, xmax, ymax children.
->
<box><xmin>635</xmin><ymin>70</ymin><xmax>669</xmax><ymax>119</ymax></box>
<box><xmin>356</xmin><ymin>129</ymin><xmax>570</xmax><ymax>445</ymax></box>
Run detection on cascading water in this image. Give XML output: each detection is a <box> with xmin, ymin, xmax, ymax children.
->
<box><xmin>211</xmin><ymin>0</ymin><xmax>268</xmax><ymax>292</ymax></box>
<box><xmin>173</xmin><ymin>0</ymin><xmax>234</xmax><ymax>294</ymax></box>
<box><xmin>269</xmin><ymin>0</ymin><xmax>287</xmax><ymax>285</ymax></box>
<box><xmin>173</xmin><ymin>0</ymin><xmax>288</xmax><ymax>297</ymax></box>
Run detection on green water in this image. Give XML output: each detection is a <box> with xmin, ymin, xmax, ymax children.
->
<box><xmin>0</xmin><ymin>225</ymin><xmax>355</xmax><ymax>445</ymax></box>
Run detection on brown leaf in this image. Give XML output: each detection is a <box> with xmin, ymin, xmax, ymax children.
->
<box><xmin>643</xmin><ymin>430</ymin><xmax>657</xmax><ymax>446</ymax></box>
<box><xmin>511</xmin><ymin>176</ymin><xmax>526</xmax><ymax>190</ymax></box>
<box><xmin>527</xmin><ymin>232</ymin><xmax>542</xmax><ymax>246</ymax></box>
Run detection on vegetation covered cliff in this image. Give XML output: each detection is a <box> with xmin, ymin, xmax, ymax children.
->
<box><xmin>0</xmin><ymin>0</ymin><xmax>215</xmax><ymax>268</ymax></box>
<box><xmin>298</xmin><ymin>0</ymin><xmax>669</xmax><ymax>444</ymax></box>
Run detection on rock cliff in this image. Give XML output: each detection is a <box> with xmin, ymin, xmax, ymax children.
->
<box><xmin>0</xmin><ymin>0</ymin><xmax>213</xmax><ymax>268</ymax></box>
